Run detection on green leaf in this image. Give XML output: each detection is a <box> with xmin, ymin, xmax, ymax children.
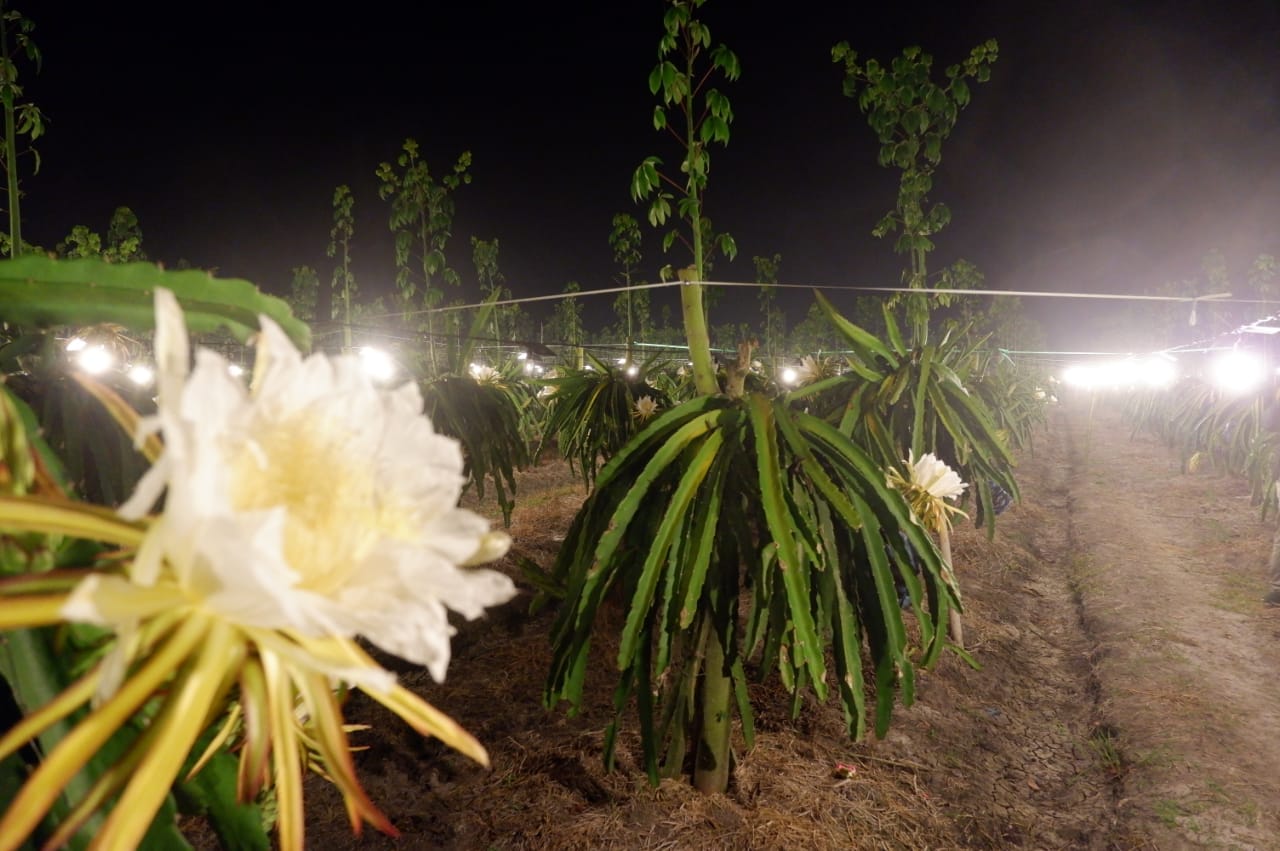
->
<box><xmin>175</xmin><ymin>751</ymin><xmax>270</xmax><ymax>850</ymax></box>
<box><xmin>910</xmin><ymin>345</ymin><xmax>935</xmax><ymax>459</ymax></box>
<box><xmin>0</xmin><ymin>257</ymin><xmax>310</xmax><ymax>351</ymax></box>
<box><xmin>618</xmin><ymin>428</ymin><xmax>723</xmax><ymax>668</ymax></box>
<box><xmin>813</xmin><ymin>289</ymin><xmax>899</xmax><ymax>368</ymax></box>
<box><xmin>746</xmin><ymin>394</ymin><xmax>826</xmax><ymax>691</ymax></box>
<box><xmin>676</xmin><ymin>449</ymin><xmax>729</xmax><ymax>629</ymax></box>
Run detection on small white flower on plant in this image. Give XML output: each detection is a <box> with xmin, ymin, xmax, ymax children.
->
<box><xmin>0</xmin><ymin>288</ymin><xmax>518</xmax><ymax>850</ymax></box>
<box><xmin>886</xmin><ymin>450</ymin><xmax>969</xmax><ymax>532</ymax></box>
<box><xmin>469</xmin><ymin>363</ymin><xmax>501</xmax><ymax>385</ymax></box>
<box><xmin>632</xmin><ymin>395</ymin><xmax>660</xmax><ymax>423</ymax></box>
<box><xmin>795</xmin><ymin>354</ymin><xmax>834</xmax><ymax>386</ymax></box>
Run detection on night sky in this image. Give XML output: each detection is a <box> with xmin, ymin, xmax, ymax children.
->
<box><xmin>15</xmin><ymin>0</ymin><xmax>1280</xmax><ymax>351</ymax></box>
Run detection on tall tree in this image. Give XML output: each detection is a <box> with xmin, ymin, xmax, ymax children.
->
<box><xmin>631</xmin><ymin>0</ymin><xmax>739</xmax><ymax>396</ymax></box>
<box><xmin>753</xmin><ymin>253</ymin><xmax>783</xmax><ymax>367</ymax></box>
<box><xmin>627</xmin><ymin>0</ymin><xmax>740</xmax><ymax>794</ymax></box>
<box><xmin>288</xmin><ymin>264</ymin><xmax>320</xmax><ymax>323</ymax></box>
<box><xmin>376</xmin><ymin>139</ymin><xmax>472</xmax><ymax>373</ymax></box>
<box><xmin>104</xmin><ymin>206</ymin><xmax>145</xmax><ymax>262</ymax></box>
<box><xmin>551</xmin><ymin>280</ymin><xmax>583</xmax><ymax>357</ymax></box>
<box><xmin>0</xmin><ymin>2</ymin><xmax>43</xmax><ymax>257</ymax></box>
<box><xmin>833</xmin><ymin>39</ymin><xmax>997</xmax><ymax>342</ymax></box>
<box><xmin>609</xmin><ymin>213</ymin><xmax>649</xmax><ymax>363</ymax></box>
<box><xmin>471</xmin><ymin>236</ymin><xmax>510</xmax><ymax>353</ymax></box>
<box><xmin>326</xmin><ymin>185</ymin><xmax>357</xmax><ymax>351</ymax></box>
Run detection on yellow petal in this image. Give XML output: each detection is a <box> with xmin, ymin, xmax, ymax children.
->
<box><xmin>262</xmin><ymin>649</ymin><xmax>306</xmax><ymax>851</ymax></box>
<box><xmin>186</xmin><ymin>703</ymin><xmax>241</xmax><ymax>782</ymax></box>
<box><xmin>235</xmin><ymin>658</ymin><xmax>272</xmax><ymax>800</ymax></box>
<box><xmin>93</xmin><ymin>618</ymin><xmax>244</xmax><ymax>851</ymax></box>
<box><xmin>0</xmin><ymin>665</ymin><xmax>100</xmax><ymax>765</ymax></box>
<box><xmin>61</xmin><ymin>574</ymin><xmax>189</xmax><ymax>625</ymax></box>
<box><xmin>0</xmin><ymin>614</ymin><xmax>208</xmax><ymax>848</ymax></box>
<box><xmin>312</xmin><ymin>638</ymin><xmax>489</xmax><ymax>766</ymax></box>
<box><xmin>0</xmin><ymin>593</ymin><xmax>71</xmax><ymax>630</ymax></box>
<box><xmin>363</xmin><ymin>682</ymin><xmax>489</xmax><ymax>768</ymax></box>
<box><xmin>0</xmin><ymin>495</ymin><xmax>146</xmax><ymax>548</ymax></box>
<box><xmin>295</xmin><ymin>670</ymin><xmax>395</xmax><ymax>836</ymax></box>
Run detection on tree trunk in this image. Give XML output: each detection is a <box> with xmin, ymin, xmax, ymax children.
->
<box><xmin>940</xmin><ymin>525</ymin><xmax>963</xmax><ymax>647</ymax></box>
<box><xmin>692</xmin><ymin>626</ymin><xmax>733</xmax><ymax>794</ymax></box>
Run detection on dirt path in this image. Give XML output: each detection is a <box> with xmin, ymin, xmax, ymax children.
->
<box><xmin>1050</xmin><ymin>397</ymin><xmax>1280</xmax><ymax>848</ymax></box>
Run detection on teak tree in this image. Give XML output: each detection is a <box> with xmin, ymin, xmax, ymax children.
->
<box><xmin>326</xmin><ymin>185</ymin><xmax>357</xmax><ymax>351</ymax></box>
<box><xmin>376</xmin><ymin>139</ymin><xmax>472</xmax><ymax>374</ymax></box>
<box><xmin>471</xmin><ymin>236</ymin><xmax>508</xmax><ymax>349</ymax></box>
<box><xmin>0</xmin><ymin>2</ymin><xmax>43</xmax><ymax>258</ymax></box>
<box><xmin>753</xmin><ymin>252</ymin><xmax>783</xmax><ymax>368</ymax></box>
<box><xmin>630</xmin><ymin>0</ymin><xmax>739</xmax><ymax>396</ymax></box>
<box><xmin>609</xmin><ymin>212</ymin><xmax>648</xmax><ymax>364</ymax></box>
<box><xmin>833</xmin><ymin>39</ymin><xmax>997</xmax><ymax>343</ymax></box>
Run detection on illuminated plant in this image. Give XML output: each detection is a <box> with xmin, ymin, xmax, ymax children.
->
<box><xmin>795</xmin><ymin>294</ymin><xmax>1020</xmax><ymax>535</ymax></box>
<box><xmin>537</xmin><ymin>354</ymin><xmax>671</xmax><ymax>487</ymax></box>
<box><xmin>421</xmin><ymin>295</ymin><xmax>531</xmax><ymax>526</ymax></box>
<box><xmin>545</xmin><ymin>1</ymin><xmax>963</xmax><ymax>797</ymax></box>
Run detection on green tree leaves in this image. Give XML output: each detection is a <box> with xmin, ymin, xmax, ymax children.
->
<box><xmin>834</xmin><ymin>38</ymin><xmax>998</xmax><ymax>343</ymax></box>
<box><xmin>0</xmin><ymin>3</ymin><xmax>45</xmax><ymax>257</ymax></box>
<box><xmin>376</xmin><ymin>140</ymin><xmax>472</xmax><ymax>373</ymax></box>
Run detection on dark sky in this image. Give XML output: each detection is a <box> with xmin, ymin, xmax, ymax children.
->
<box><xmin>15</xmin><ymin>0</ymin><xmax>1280</xmax><ymax>350</ymax></box>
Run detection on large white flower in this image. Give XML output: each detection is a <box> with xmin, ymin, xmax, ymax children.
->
<box><xmin>65</xmin><ymin>288</ymin><xmax>516</xmax><ymax>686</ymax></box>
<box><xmin>906</xmin><ymin>450</ymin><xmax>967</xmax><ymax>501</ymax></box>
<box><xmin>886</xmin><ymin>450</ymin><xmax>968</xmax><ymax>533</ymax></box>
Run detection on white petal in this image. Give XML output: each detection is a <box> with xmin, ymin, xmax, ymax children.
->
<box><xmin>152</xmin><ymin>289</ymin><xmax>190</xmax><ymax>405</ymax></box>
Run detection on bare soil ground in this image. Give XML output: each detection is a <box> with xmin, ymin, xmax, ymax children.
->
<box><xmin>281</xmin><ymin>397</ymin><xmax>1280</xmax><ymax>849</ymax></box>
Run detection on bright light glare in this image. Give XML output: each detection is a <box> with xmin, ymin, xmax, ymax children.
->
<box><xmin>76</xmin><ymin>346</ymin><xmax>113</xmax><ymax>375</ymax></box>
<box><xmin>626</xmin><ymin>365</ymin><xmax>639</xmax><ymax>378</ymax></box>
<box><xmin>1211</xmin><ymin>350</ymin><xmax>1266</xmax><ymax>395</ymax></box>
<box><xmin>1062</xmin><ymin>356</ymin><xmax>1178</xmax><ymax>390</ymax></box>
<box><xmin>127</xmin><ymin>364</ymin><xmax>154</xmax><ymax>386</ymax></box>
<box><xmin>360</xmin><ymin>347</ymin><xmax>396</xmax><ymax>382</ymax></box>
<box><xmin>780</xmin><ymin>367</ymin><xmax>798</xmax><ymax>386</ymax></box>
<box><xmin>65</xmin><ymin>336</ymin><xmax>87</xmax><ymax>352</ymax></box>
<box><xmin>1141</xmin><ymin>356</ymin><xmax>1177</xmax><ymax>388</ymax></box>
<box><xmin>228</xmin><ymin>364</ymin><xmax>245</xmax><ymax>378</ymax></box>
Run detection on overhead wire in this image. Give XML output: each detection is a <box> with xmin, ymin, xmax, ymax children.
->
<box><xmin>328</xmin><ymin>278</ymin><xmax>1280</xmax><ymax>365</ymax></box>
<box><xmin>357</xmin><ymin>278</ymin><xmax>1245</xmax><ymax>321</ymax></box>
